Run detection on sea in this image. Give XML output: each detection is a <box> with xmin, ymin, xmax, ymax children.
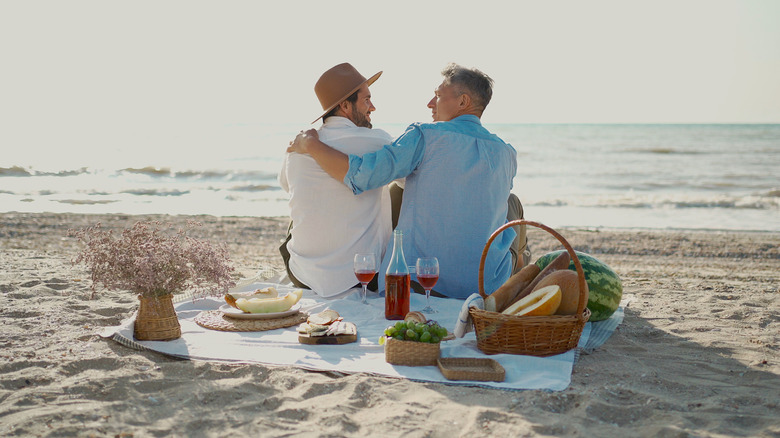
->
<box><xmin>2</xmin><ymin>123</ymin><xmax>779</xmax><ymax>232</ymax></box>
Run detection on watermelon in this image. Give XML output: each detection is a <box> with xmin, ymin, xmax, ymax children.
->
<box><xmin>534</xmin><ymin>250</ymin><xmax>622</xmax><ymax>322</ymax></box>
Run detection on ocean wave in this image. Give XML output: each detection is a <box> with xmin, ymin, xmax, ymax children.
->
<box><xmin>120</xmin><ymin>189</ymin><xmax>190</xmax><ymax>196</ymax></box>
<box><xmin>2</xmin><ymin>164</ymin><xmax>278</xmax><ymax>182</ymax></box>
<box><xmin>534</xmin><ymin>200</ymin><xmax>568</xmax><ymax>207</ymax></box>
<box><xmin>119</xmin><ymin>166</ymin><xmax>276</xmax><ymax>181</ymax></box>
<box><xmin>663</xmin><ymin>198</ymin><xmax>778</xmax><ymax>209</ymax></box>
<box><xmin>621</xmin><ymin>148</ymin><xmax>707</xmax><ymax>155</ymax></box>
<box><xmin>121</xmin><ymin>166</ymin><xmax>174</xmax><ymax>176</ymax></box>
<box><xmin>47</xmin><ymin>168</ymin><xmax>89</xmax><ymax>177</ymax></box>
<box><xmin>228</xmin><ymin>184</ymin><xmax>280</xmax><ymax>192</ymax></box>
<box><xmin>528</xmin><ymin>194</ymin><xmax>778</xmax><ymax>210</ymax></box>
<box><xmin>56</xmin><ymin>199</ymin><xmax>119</xmax><ymax>205</ymax></box>
<box><xmin>0</xmin><ymin>166</ymin><xmax>89</xmax><ymax>177</ymax></box>
<box><xmin>0</xmin><ymin>166</ymin><xmax>32</xmax><ymax>176</ymax></box>
<box><xmin>177</xmin><ymin>170</ymin><xmax>236</xmax><ymax>179</ymax></box>
<box><xmin>601</xmin><ymin>180</ymin><xmax>775</xmax><ymax>192</ymax></box>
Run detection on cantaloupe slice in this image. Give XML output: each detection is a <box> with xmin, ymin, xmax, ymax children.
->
<box><xmin>224</xmin><ymin>287</ymin><xmax>279</xmax><ymax>308</ymax></box>
<box><xmin>236</xmin><ymin>289</ymin><xmax>302</xmax><ymax>313</ymax></box>
<box><xmin>501</xmin><ymin>285</ymin><xmax>561</xmax><ymax>317</ymax></box>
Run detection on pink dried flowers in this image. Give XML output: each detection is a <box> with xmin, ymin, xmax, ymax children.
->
<box><xmin>70</xmin><ymin>220</ymin><xmax>236</xmax><ymax>299</ymax></box>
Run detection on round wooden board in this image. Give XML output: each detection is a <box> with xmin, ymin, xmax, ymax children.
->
<box><xmin>195</xmin><ymin>310</ymin><xmax>306</xmax><ymax>332</ymax></box>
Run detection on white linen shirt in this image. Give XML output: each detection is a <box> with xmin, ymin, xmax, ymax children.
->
<box><xmin>279</xmin><ymin>117</ymin><xmax>394</xmax><ymax>297</ymax></box>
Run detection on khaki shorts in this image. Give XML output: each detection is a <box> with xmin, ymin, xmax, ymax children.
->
<box><xmin>507</xmin><ymin>193</ymin><xmax>531</xmax><ymax>272</ymax></box>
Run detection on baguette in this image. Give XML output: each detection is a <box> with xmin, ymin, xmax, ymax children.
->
<box><xmin>484</xmin><ymin>263</ymin><xmax>540</xmax><ymax>312</ymax></box>
<box><xmin>505</xmin><ymin>251</ymin><xmax>570</xmax><ymax>309</ymax></box>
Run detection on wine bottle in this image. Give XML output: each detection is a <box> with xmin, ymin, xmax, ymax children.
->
<box><xmin>384</xmin><ymin>229</ymin><xmax>410</xmax><ymax>320</ymax></box>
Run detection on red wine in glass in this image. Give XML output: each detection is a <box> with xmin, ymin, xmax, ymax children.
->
<box><xmin>354</xmin><ymin>253</ymin><xmax>377</xmax><ymax>304</ymax></box>
<box><xmin>416</xmin><ymin>274</ymin><xmax>439</xmax><ymax>290</ymax></box>
<box><xmin>355</xmin><ymin>270</ymin><xmax>376</xmax><ymax>284</ymax></box>
<box><xmin>416</xmin><ymin>257</ymin><xmax>439</xmax><ymax>314</ymax></box>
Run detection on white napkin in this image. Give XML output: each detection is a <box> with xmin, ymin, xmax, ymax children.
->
<box><xmin>453</xmin><ymin>293</ymin><xmax>484</xmax><ymax>338</ymax></box>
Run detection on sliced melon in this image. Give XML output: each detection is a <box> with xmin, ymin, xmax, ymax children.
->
<box><xmin>225</xmin><ymin>287</ymin><xmax>279</xmax><ymax>308</ymax></box>
<box><xmin>236</xmin><ymin>289</ymin><xmax>302</xmax><ymax>313</ymax></box>
<box><xmin>501</xmin><ymin>285</ymin><xmax>561</xmax><ymax>317</ymax></box>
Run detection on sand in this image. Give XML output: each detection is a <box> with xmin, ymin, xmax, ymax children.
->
<box><xmin>1</xmin><ymin>212</ymin><xmax>778</xmax><ymax>437</ymax></box>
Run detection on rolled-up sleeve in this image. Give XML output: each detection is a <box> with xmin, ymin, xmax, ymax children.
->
<box><xmin>344</xmin><ymin>124</ymin><xmax>426</xmax><ymax>195</ymax></box>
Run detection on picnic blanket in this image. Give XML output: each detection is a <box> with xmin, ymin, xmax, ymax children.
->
<box><xmin>102</xmin><ymin>280</ymin><xmax>623</xmax><ymax>391</ymax></box>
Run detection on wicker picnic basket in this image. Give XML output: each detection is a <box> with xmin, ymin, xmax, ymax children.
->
<box><xmin>385</xmin><ymin>337</ymin><xmax>441</xmax><ymax>366</ymax></box>
<box><xmin>469</xmin><ymin>220</ymin><xmax>590</xmax><ymax>357</ymax></box>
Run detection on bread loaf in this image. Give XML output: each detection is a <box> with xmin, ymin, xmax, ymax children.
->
<box><xmin>531</xmin><ymin>269</ymin><xmax>586</xmax><ymax>315</ymax></box>
<box><xmin>484</xmin><ymin>263</ymin><xmax>540</xmax><ymax>313</ymax></box>
<box><xmin>505</xmin><ymin>251</ymin><xmax>570</xmax><ymax>309</ymax></box>
<box><xmin>404</xmin><ymin>311</ymin><xmax>427</xmax><ymax>324</ymax></box>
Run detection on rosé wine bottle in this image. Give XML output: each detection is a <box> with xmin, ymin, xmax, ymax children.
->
<box><xmin>384</xmin><ymin>230</ymin><xmax>410</xmax><ymax>320</ymax></box>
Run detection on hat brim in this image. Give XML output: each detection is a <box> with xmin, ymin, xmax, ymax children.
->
<box><xmin>311</xmin><ymin>70</ymin><xmax>382</xmax><ymax>124</ymax></box>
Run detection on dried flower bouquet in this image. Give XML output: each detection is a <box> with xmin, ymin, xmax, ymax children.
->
<box><xmin>70</xmin><ymin>220</ymin><xmax>236</xmax><ymax>299</ymax></box>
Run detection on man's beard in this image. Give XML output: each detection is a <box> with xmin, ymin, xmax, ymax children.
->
<box><xmin>351</xmin><ymin>106</ymin><xmax>372</xmax><ymax>128</ymax></box>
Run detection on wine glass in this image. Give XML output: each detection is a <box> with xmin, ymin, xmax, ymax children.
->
<box><xmin>415</xmin><ymin>257</ymin><xmax>439</xmax><ymax>314</ymax></box>
<box><xmin>353</xmin><ymin>253</ymin><xmax>377</xmax><ymax>304</ymax></box>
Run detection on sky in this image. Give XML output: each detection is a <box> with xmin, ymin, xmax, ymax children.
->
<box><xmin>1</xmin><ymin>0</ymin><xmax>779</xmax><ymax>159</ymax></box>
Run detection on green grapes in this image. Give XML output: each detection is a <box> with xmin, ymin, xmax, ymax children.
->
<box><xmin>379</xmin><ymin>320</ymin><xmax>448</xmax><ymax>344</ymax></box>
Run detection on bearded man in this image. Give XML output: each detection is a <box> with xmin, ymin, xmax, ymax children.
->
<box><xmin>279</xmin><ymin>63</ymin><xmax>394</xmax><ymax>297</ymax></box>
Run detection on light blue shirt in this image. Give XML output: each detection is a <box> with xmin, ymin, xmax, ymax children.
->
<box><xmin>345</xmin><ymin>115</ymin><xmax>518</xmax><ymax>299</ymax></box>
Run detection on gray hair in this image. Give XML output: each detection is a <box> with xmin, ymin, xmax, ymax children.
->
<box><xmin>441</xmin><ymin>63</ymin><xmax>494</xmax><ymax>111</ymax></box>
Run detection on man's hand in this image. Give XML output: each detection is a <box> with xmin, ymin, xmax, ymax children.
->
<box><xmin>285</xmin><ymin>128</ymin><xmax>349</xmax><ymax>183</ymax></box>
<box><xmin>287</xmin><ymin>129</ymin><xmax>319</xmax><ymax>154</ymax></box>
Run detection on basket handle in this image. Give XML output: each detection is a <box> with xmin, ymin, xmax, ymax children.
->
<box><xmin>478</xmin><ymin>220</ymin><xmax>588</xmax><ymax>318</ymax></box>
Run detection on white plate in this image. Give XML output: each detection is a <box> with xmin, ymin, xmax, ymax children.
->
<box><xmin>219</xmin><ymin>303</ymin><xmax>302</xmax><ymax>320</ymax></box>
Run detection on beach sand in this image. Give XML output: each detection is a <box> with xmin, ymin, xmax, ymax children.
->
<box><xmin>1</xmin><ymin>212</ymin><xmax>778</xmax><ymax>437</ymax></box>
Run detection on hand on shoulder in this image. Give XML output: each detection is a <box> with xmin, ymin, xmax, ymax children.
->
<box><xmin>288</xmin><ymin>129</ymin><xmax>320</xmax><ymax>154</ymax></box>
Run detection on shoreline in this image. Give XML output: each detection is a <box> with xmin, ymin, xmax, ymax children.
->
<box><xmin>1</xmin><ymin>212</ymin><xmax>778</xmax><ymax>436</ymax></box>
<box><xmin>3</xmin><ymin>209</ymin><xmax>779</xmax><ymax>234</ymax></box>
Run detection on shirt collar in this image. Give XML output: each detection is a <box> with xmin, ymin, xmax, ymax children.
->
<box><xmin>322</xmin><ymin>116</ymin><xmax>358</xmax><ymax>128</ymax></box>
<box><xmin>451</xmin><ymin>114</ymin><xmax>482</xmax><ymax>125</ymax></box>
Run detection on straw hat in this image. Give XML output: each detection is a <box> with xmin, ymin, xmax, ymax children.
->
<box><xmin>312</xmin><ymin>63</ymin><xmax>382</xmax><ymax>124</ymax></box>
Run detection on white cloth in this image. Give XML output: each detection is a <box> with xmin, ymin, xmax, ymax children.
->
<box><xmin>279</xmin><ymin>117</ymin><xmax>394</xmax><ymax>297</ymax></box>
<box><xmin>101</xmin><ymin>281</ymin><xmax>627</xmax><ymax>391</ymax></box>
<box><xmin>453</xmin><ymin>293</ymin><xmax>484</xmax><ymax>338</ymax></box>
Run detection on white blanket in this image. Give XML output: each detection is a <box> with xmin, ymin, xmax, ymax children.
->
<box><xmin>103</xmin><ymin>281</ymin><xmax>623</xmax><ymax>391</ymax></box>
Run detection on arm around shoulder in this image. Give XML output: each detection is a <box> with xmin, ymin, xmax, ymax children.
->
<box><xmin>288</xmin><ymin>129</ymin><xmax>349</xmax><ymax>183</ymax></box>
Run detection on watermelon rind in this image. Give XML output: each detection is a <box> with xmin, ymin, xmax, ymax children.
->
<box><xmin>535</xmin><ymin>250</ymin><xmax>622</xmax><ymax>322</ymax></box>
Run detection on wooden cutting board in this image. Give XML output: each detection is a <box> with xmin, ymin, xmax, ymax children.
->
<box><xmin>298</xmin><ymin>322</ymin><xmax>357</xmax><ymax>345</ymax></box>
